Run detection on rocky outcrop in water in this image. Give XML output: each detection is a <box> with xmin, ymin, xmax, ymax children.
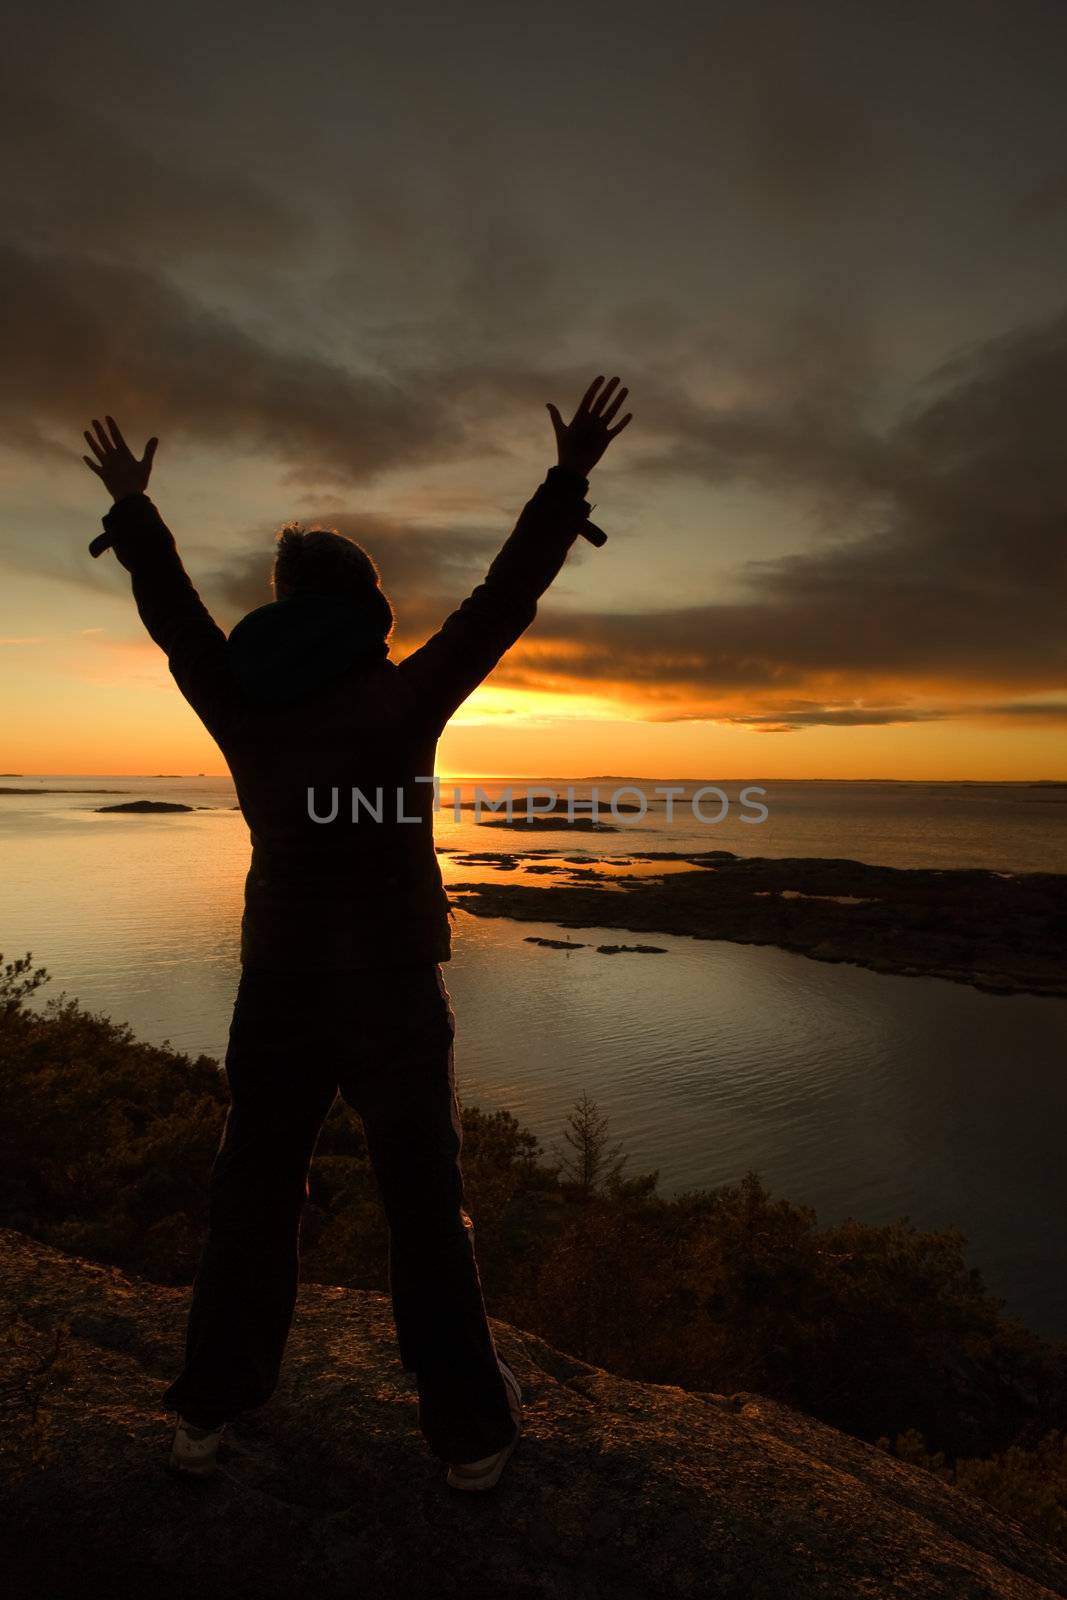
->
<box><xmin>449</xmin><ymin>850</ymin><xmax>1067</xmax><ymax>996</ymax></box>
<box><xmin>94</xmin><ymin>800</ymin><xmax>194</xmax><ymax>813</ymax></box>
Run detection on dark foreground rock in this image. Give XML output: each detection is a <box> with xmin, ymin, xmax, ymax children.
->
<box><xmin>2</xmin><ymin>1230</ymin><xmax>1065</xmax><ymax>1600</ymax></box>
<box><xmin>450</xmin><ymin>851</ymin><xmax>1067</xmax><ymax>997</ymax></box>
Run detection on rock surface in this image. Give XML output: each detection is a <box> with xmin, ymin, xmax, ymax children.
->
<box><xmin>2</xmin><ymin>1228</ymin><xmax>1065</xmax><ymax>1600</ymax></box>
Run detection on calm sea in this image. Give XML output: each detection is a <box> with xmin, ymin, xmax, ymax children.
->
<box><xmin>2</xmin><ymin>774</ymin><xmax>1066</xmax><ymax>1339</ymax></box>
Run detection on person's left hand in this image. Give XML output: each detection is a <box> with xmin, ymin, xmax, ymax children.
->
<box><xmin>82</xmin><ymin>416</ymin><xmax>158</xmax><ymax>502</ymax></box>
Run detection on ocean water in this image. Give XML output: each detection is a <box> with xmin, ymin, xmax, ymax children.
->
<box><xmin>2</xmin><ymin>774</ymin><xmax>1066</xmax><ymax>1339</ymax></box>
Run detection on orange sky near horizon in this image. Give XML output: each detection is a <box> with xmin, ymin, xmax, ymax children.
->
<box><xmin>3</xmin><ymin>497</ymin><xmax>1065</xmax><ymax>782</ymax></box>
<box><xmin>3</xmin><ymin>655</ymin><xmax>1065</xmax><ymax>783</ymax></box>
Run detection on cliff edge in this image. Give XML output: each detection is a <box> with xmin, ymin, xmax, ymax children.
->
<box><xmin>2</xmin><ymin>1228</ymin><xmax>1064</xmax><ymax>1600</ymax></box>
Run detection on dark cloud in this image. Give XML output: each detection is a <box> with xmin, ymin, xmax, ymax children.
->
<box><xmin>535</xmin><ymin>305</ymin><xmax>1067</xmax><ymax>709</ymax></box>
<box><xmin>718</xmin><ymin>702</ymin><xmax>1067</xmax><ymax>732</ymax></box>
<box><xmin>0</xmin><ymin>73</ymin><xmax>300</xmax><ymax>271</ymax></box>
<box><xmin>0</xmin><ymin>240</ymin><xmax>462</xmax><ymax>484</ymax></box>
<box><xmin>154</xmin><ymin>298</ymin><xmax>1067</xmax><ymax>736</ymax></box>
<box><xmin>612</xmin><ymin>295</ymin><xmax>887</xmax><ymax>510</ymax></box>
<box><xmin>1017</xmin><ymin>166</ymin><xmax>1067</xmax><ymax>221</ymax></box>
<box><xmin>3</xmin><ymin>9</ymin><xmax>1066</xmax><ymax>745</ymax></box>
<box><xmin>0</xmin><ymin>69</ymin><xmax>577</xmax><ymax>487</ymax></box>
<box><xmin>984</xmin><ymin>702</ymin><xmax>1067</xmax><ymax>720</ymax></box>
<box><xmin>730</xmin><ymin>68</ymin><xmax>886</xmax><ymax>229</ymax></box>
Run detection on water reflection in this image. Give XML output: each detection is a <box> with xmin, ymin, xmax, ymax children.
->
<box><xmin>1</xmin><ymin>790</ymin><xmax>1066</xmax><ymax>1337</ymax></box>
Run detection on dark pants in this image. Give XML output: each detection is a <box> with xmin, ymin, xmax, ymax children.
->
<box><xmin>162</xmin><ymin>963</ymin><xmax>517</xmax><ymax>1464</ymax></box>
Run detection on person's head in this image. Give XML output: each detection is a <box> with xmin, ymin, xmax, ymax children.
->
<box><xmin>272</xmin><ymin>523</ymin><xmax>394</xmax><ymax>639</ymax></box>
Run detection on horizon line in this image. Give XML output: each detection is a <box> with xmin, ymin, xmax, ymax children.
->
<box><xmin>5</xmin><ymin>772</ymin><xmax>1067</xmax><ymax>786</ymax></box>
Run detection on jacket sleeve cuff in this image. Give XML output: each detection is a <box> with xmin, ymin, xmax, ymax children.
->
<box><xmin>544</xmin><ymin>464</ymin><xmax>590</xmax><ymax>496</ymax></box>
<box><xmin>102</xmin><ymin>492</ymin><xmax>155</xmax><ymax>529</ymax></box>
<box><xmin>101</xmin><ymin>493</ymin><xmax>177</xmax><ymax>569</ymax></box>
<box><xmin>537</xmin><ymin>467</ymin><xmax>592</xmax><ymax>531</ymax></box>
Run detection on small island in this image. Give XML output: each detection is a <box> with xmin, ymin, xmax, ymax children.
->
<box><xmin>94</xmin><ymin>801</ymin><xmax>195</xmax><ymax>814</ymax></box>
<box><xmin>478</xmin><ymin>815</ymin><xmax>618</xmax><ymax>832</ymax></box>
<box><xmin>459</xmin><ymin>799</ymin><xmax>645</xmax><ymax>815</ymax></box>
<box><xmin>596</xmin><ymin>942</ymin><xmax>669</xmax><ymax>955</ymax></box>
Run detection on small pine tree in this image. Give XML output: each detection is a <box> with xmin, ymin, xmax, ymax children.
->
<box><xmin>552</xmin><ymin>1091</ymin><xmax>628</xmax><ymax>1202</ymax></box>
<box><xmin>0</xmin><ymin>953</ymin><xmax>50</xmax><ymax>1019</ymax></box>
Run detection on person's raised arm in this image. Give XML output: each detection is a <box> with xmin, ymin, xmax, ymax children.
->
<box><xmin>398</xmin><ymin>375</ymin><xmax>633</xmax><ymax>731</ymax></box>
<box><xmin>82</xmin><ymin>416</ymin><xmax>232</xmax><ymax>744</ymax></box>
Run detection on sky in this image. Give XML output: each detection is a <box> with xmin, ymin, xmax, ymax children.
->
<box><xmin>2</xmin><ymin>0</ymin><xmax>1066</xmax><ymax>779</ymax></box>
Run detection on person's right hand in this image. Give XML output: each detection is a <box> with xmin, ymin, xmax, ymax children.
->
<box><xmin>546</xmin><ymin>376</ymin><xmax>632</xmax><ymax>477</ymax></box>
<box><xmin>82</xmin><ymin>415</ymin><xmax>159</xmax><ymax>503</ymax></box>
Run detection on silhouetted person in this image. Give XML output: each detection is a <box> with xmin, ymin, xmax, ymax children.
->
<box><xmin>82</xmin><ymin>377</ymin><xmax>632</xmax><ymax>1490</ymax></box>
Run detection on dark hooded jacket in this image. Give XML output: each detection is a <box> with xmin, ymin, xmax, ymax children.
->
<box><xmin>101</xmin><ymin>466</ymin><xmax>594</xmax><ymax>971</ymax></box>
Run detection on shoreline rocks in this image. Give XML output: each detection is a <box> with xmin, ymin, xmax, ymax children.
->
<box><xmin>449</xmin><ymin>850</ymin><xmax>1067</xmax><ymax>997</ymax></box>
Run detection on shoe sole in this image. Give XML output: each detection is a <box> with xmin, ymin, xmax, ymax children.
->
<box><xmin>446</xmin><ymin>1423</ymin><xmax>520</xmax><ymax>1491</ymax></box>
<box><xmin>169</xmin><ymin>1422</ymin><xmax>226</xmax><ymax>1478</ymax></box>
<box><xmin>446</xmin><ymin>1360</ymin><xmax>523</xmax><ymax>1492</ymax></box>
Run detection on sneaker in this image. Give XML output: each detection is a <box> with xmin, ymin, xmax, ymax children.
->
<box><xmin>446</xmin><ymin>1359</ymin><xmax>523</xmax><ymax>1492</ymax></box>
<box><xmin>169</xmin><ymin>1416</ymin><xmax>227</xmax><ymax>1477</ymax></box>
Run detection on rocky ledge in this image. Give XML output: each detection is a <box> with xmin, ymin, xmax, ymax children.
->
<box><xmin>2</xmin><ymin>1229</ymin><xmax>1065</xmax><ymax>1600</ymax></box>
<box><xmin>448</xmin><ymin>851</ymin><xmax>1067</xmax><ymax>997</ymax></box>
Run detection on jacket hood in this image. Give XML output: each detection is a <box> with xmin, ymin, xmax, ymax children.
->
<box><xmin>227</xmin><ymin>590</ymin><xmax>391</xmax><ymax>711</ymax></box>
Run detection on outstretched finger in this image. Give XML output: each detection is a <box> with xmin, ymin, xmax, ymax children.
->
<box><xmin>105</xmin><ymin>415</ymin><xmax>131</xmax><ymax>455</ymax></box>
<box><xmin>591</xmin><ymin>377</ymin><xmax>620</xmax><ymax>416</ymax></box>
<box><xmin>82</xmin><ymin>455</ymin><xmax>104</xmax><ymax>477</ymax></box>
<box><xmin>84</xmin><ymin>429</ymin><xmax>106</xmax><ymax>463</ymax></box>
<box><xmin>606</xmin><ymin>412</ymin><xmax>633</xmax><ymax>438</ymax></box>
<box><xmin>601</xmin><ymin>385</ymin><xmax>628</xmax><ymax>425</ymax></box>
<box><xmin>91</xmin><ymin>418</ymin><xmax>112</xmax><ymax>456</ymax></box>
<box><xmin>576</xmin><ymin>375</ymin><xmax>605</xmax><ymax>416</ymax></box>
